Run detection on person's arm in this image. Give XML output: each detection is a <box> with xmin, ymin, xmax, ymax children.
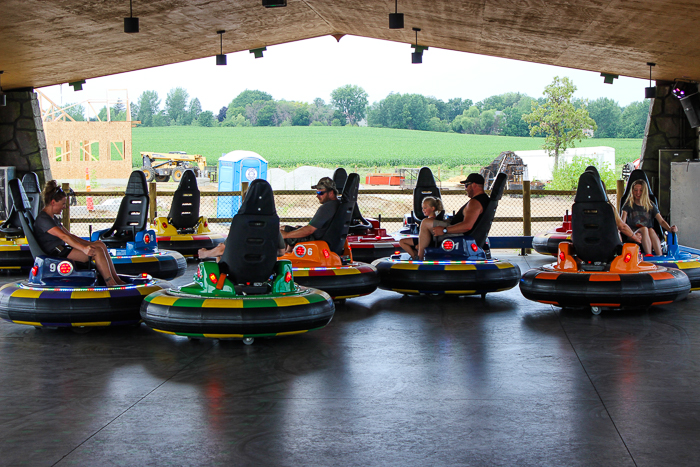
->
<box><xmin>281</xmin><ymin>224</ymin><xmax>317</xmax><ymax>239</ymax></box>
<box><xmin>432</xmin><ymin>202</ymin><xmax>482</xmax><ymax>236</ymax></box>
<box><xmin>655</xmin><ymin>213</ymin><xmax>678</xmax><ymax>233</ymax></box>
<box><xmin>620</xmin><ymin>210</ymin><xmax>628</xmax><ymax>224</ymax></box>
<box><xmin>616</xmin><ymin>217</ymin><xmax>642</xmax><ymax>243</ymax></box>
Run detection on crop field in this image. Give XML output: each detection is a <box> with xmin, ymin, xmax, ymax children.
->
<box><xmin>132</xmin><ymin>126</ymin><xmax>642</xmax><ymax>170</ymax></box>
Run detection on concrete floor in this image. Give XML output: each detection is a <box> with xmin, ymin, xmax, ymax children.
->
<box><xmin>1</xmin><ymin>253</ymin><xmax>700</xmax><ymax>466</ymax></box>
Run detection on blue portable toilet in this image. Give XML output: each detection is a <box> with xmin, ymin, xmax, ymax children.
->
<box><xmin>217</xmin><ymin>150</ymin><xmax>268</xmax><ymax>218</ymax></box>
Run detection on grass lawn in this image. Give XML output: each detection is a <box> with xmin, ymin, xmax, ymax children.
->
<box><xmin>132</xmin><ymin>126</ymin><xmax>642</xmax><ymax>172</ymax></box>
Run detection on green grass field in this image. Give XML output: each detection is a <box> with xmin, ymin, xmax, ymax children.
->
<box><xmin>132</xmin><ymin>126</ymin><xmax>642</xmax><ymax>170</ymax></box>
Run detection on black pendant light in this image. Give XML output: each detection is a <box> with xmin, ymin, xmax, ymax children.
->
<box><xmin>645</xmin><ymin>62</ymin><xmax>656</xmax><ymax>99</ymax></box>
<box><xmin>411</xmin><ymin>28</ymin><xmax>427</xmax><ymax>64</ymax></box>
<box><xmin>124</xmin><ymin>0</ymin><xmax>139</xmax><ymax>33</ymax></box>
<box><xmin>216</xmin><ymin>31</ymin><xmax>227</xmax><ymax>66</ymax></box>
<box><xmin>389</xmin><ymin>0</ymin><xmax>404</xmax><ymax>29</ymax></box>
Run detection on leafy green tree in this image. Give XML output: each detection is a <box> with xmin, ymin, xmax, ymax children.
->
<box><xmin>522</xmin><ymin>76</ymin><xmax>597</xmax><ymax>170</ymax></box>
<box><xmin>331</xmin><ymin>85</ymin><xmax>368</xmax><ymax>126</ymax></box>
<box><xmin>196</xmin><ymin>110</ymin><xmax>215</xmax><ymax>127</ymax></box>
<box><xmin>256</xmin><ymin>101</ymin><xmax>277</xmax><ymax>126</ymax></box>
<box><xmin>309</xmin><ymin>98</ymin><xmax>332</xmax><ymax>125</ymax></box>
<box><xmin>367</xmin><ymin>93</ymin><xmax>434</xmax><ymax>130</ymax></box>
<box><xmin>217</xmin><ymin>106</ymin><xmax>228</xmax><ymax>123</ymax></box>
<box><xmin>620</xmin><ymin>100</ymin><xmax>650</xmax><ymax>138</ymax></box>
<box><xmin>588</xmin><ymin>97</ymin><xmax>622</xmax><ymax>138</ymax></box>
<box><xmin>445</xmin><ymin>98</ymin><xmax>473</xmax><ymax>122</ymax></box>
<box><xmin>97</xmin><ymin>106</ymin><xmax>108</xmax><ymax>122</ymax></box>
<box><xmin>476</xmin><ymin>92</ymin><xmax>525</xmax><ymax>112</ymax></box>
<box><xmin>548</xmin><ymin>156</ymin><xmax>617</xmax><ymax>190</ymax></box>
<box><xmin>500</xmin><ymin>96</ymin><xmax>535</xmax><ymax>137</ymax></box>
<box><xmin>186</xmin><ymin>98</ymin><xmax>202</xmax><ymax>125</ymax></box>
<box><xmin>230</xmin><ymin>90</ymin><xmax>273</xmax><ymax>109</ymax></box>
<box><xmin>152</xmin><ymin>110</ymin><xmax>170</xmax><ymax>127</ymax></box>
<box><xmin>136</xmin><ymin>90</ymin><xmax>160</xmax><ymax>127</ymax></box>
<box><xmin>62</xmin><ymin>103</ymin><xmax>86</xmax><ymax>121</ymax></box>
<box><xmin>292</xmin><ymin>104</ymin><xmax>310</xmax><ymax>126</ymax></box>
<box><xmin>165</xmin><ymin>87</ymin><xmax>189</xmax><ymax>124</ymax></box>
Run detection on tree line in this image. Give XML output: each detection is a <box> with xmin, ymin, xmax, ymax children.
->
<box><xmin>60</xmin><ymin>83</ymin><xmax>649</xmax><ymax>139</ymax></box>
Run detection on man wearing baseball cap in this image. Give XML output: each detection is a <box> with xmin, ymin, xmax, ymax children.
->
<box><xmin>415</xmin><ymin>172</ymin><xmax>490</xmax><ymax>260</ymax></box>
<box><xmin>280</xmin><ymin>177</ymin><xmax>340</xmax><ymax>252</ymax></box>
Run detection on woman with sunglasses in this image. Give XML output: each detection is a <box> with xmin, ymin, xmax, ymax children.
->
<box><xmin>33</xmin><ymin>181</ymin><xmax>125</xmax><ymax>286</ymax></box>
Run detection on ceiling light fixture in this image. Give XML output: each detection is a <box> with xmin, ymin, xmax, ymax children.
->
<box><xmin>69</xmin><ymin>80</ymin><xmax>86</xmax><ymax>91</ymax></box>
<box><xmin>250</xmin><ymin>47</ymin><xmax>266</xmax><ymax>59</ymax></box>
<box><xmin>411</xmin><ymin>28</ymin><xmax>428</xmax><ymax>64</ymax></box>
<box><xmin>389</xmin><ymin>0</ymin><xmax>404</xmax><ymax>29</ymax></box>
<box><xmin>0</xmin><ymin>71</ymin><xmax>5</xmax><ymax>107</ymax></box>
<box><xmin>600</xmin><ymin>72</ymin><xmax>618</xmax><ymax>84</ymax></box>
<box><xmin>262</xmin><ymin>0</ymin><xmax>287</xmax><ymax>7</ymax></box>
<box><xmin>216</xmin><ymin>30</ymin><xmax>227</xmax><ymax>66</ymax></box>
<box><xmin>124</xmin><ymin>0</ymin><xmax>139</xmax><ymax>33</ymax></box>
<box><xmin>645</xmin><ymin>62</ymin><xmax>656</xmax><ymax>99</ymax></box>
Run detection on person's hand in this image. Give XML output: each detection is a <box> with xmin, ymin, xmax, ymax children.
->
<box><xmin>84</xmin><ymin>245</ymin><xmax>98</xmax><ymax>257</ymax></box>
<box><xmin>633</xmin><ymin>232</ymin><xmax>642</xmax><ymax>243</ymax></box>
<box><xmin>670</xmin><ymin>225</ymin><xmax>678</xmax><ymax>233</ymax></box>
<box><xmin>432</xmin><ymin>226</ymin><xmax>444</xmax><ymax>236</ymax></box>
<box><xmin>197</xmin><ymin>248</ymin><xmax>208</xmax><ymax>259</ymax></box>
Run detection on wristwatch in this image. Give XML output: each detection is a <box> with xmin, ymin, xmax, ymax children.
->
<box><xmin>443</xmin><ymin>227</ymin><xmax>448</xmax><ymax>234</ymax></box>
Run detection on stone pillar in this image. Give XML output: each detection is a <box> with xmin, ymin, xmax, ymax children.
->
<box><xmin>0</xmin><ymin>90</ymin><xmax>52</xmax><ymax>187</ymax></box>
<box><xmin>640</xmin><ymin>80</ymin><xmax>697</xmax><ymax>195</ymax></box>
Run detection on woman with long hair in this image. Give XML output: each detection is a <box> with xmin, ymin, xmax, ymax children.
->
<box><xmin>33</xmin><ymin>181</ymin><xmax>125</xmax><ymax>285</ymax></box>
<box><xmin>621</xmin><ymin>180</ymin><xmax>677</xmax><ymax>256</ymax></box>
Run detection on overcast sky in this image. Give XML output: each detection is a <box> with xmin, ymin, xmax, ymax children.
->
<box><xmin>38</xmin><ymin>35</ymin><xmax>649</xmax><ymax>116</ymax></box>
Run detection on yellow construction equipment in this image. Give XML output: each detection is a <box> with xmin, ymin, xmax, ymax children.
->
<box><xmin>140</xmin><ymin>151</ymin><xmax>207</xmax><ymax>183</ymax></box>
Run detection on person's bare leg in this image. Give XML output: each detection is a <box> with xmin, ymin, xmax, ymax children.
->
<box><xmin>638</xmin><ymin>227</ymin><xmax>653</xmax><ymax>255</ymax></box>
<box><xmin>93</xmin><ymin>241</ymin><xmax>121</xmax><ymax>282</ymax></box>
<box><xmin>68</xmin><ymin>249</ymin><xmax>124</xmax><ymax>286</ymax></box>
<box><xmin>649</xmin><ymin>230</ymin><xmax>663</xmax><ymax>256</ymax></box>
<box><xmin>416</xmin><ymin>218</ymin><xmax>435</xmax><ymax>260</ymax></box>
<box><xmin>399</xmin><ymin>238</ymin><xmax>417</xmax><ymax>258</ymax></box>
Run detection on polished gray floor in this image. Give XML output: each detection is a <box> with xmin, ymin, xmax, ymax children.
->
<box><xmin>1</xmin><ymin>253</ymin><xmax>700</xmax><ymax>466</ymax></box>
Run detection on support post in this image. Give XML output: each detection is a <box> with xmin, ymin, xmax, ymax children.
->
<box><xmin>149</xmin><ymin>181</ymin><xmax>157</xmax><ymax>224</ymax></box>
<box><xmin>616</xmin><ymin>179</ymin><xmax>625</xmax><ymax>212</ymax></box>
<box><xmin>522</xmin><ymin>180</ymin><xmax>531</xmax><ymax>255</ymax></box>
<box><xmin>62</xmin><ymin>182</ymin><xmax>71</xmax><ymax>232</ymax></box>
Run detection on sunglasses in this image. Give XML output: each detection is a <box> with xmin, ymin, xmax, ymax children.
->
<box><xmin>316</xmin><ymin>190</ymin><xmax>327</xmax><ymax>196</ymax></box>
<box><xmin>463</xmin><ymin>182</ymin><xmax>473</xmax><ymax>187</ymax></box>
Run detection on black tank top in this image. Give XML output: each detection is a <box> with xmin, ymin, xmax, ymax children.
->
<box><xmin>450</xmin><ymin>193</ymin><xmax>490</xmax><ymax>234</ymax></box>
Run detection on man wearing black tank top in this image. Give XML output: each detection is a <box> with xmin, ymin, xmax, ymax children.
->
<box><xmin>416</xmin><ymin>173</ymin><xmax>490</xmax><ymax>260</ymax></box>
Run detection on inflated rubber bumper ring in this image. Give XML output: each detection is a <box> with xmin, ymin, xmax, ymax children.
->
<box><xmin>374</xmin><ymin>259</ymin><xmax>521</xmax><ymax>295</ymax></box>
<box><xmin>0</xmin><ymin>280</ymin><xmax>169</xmax><ymax>327</ymax></box>
<box><xmin>111</xmin><ymin>250</ymin><xmax>187</xmax><ymax>280</ymax></box>
<box><xmin>532</xmin><ymin>233</ymin><xmax>569</xmax><ymax>256</ymax></box>
<box><xmin>647</xmin><ymin>258</ymin><xmax>700</xmax><ymax>291</ymax></box>
<box><xmin>292</xmin><ymin>263</ymin><xmax>380</xmax><ymax>299</ymax></box>
<box><xmin>156</xmin><ymin>234</ymin><xmax>226</xmax><ymax>257</ymax></box>
<box><xmin>140</xmin><ymin>286</ymin><xmax>335</xmax><ymax>337</ymax></box>
<box><xmin>349</xmin><ymin>242</ymin><xmax>401</xmax><ymax>263</ymax></box>
<box><xmin>519</xmin><ymin>267</ymin><xmax>690</xmax><ymax>308</ymax></box>
<box><xmin>0</xmin><ymin>244</ymin><xmax>34</xmax><ymax>270</ymax></box>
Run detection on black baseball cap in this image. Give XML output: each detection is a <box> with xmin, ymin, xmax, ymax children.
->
<box><xmin>459</xmin><ymin>173</ymin><xmax>485</xmax><ymax>185</ymax></box>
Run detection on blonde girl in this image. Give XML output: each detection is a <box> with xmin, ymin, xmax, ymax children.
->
<box><xmin>621</xmin><ymin>180</ymin><xmax>677</xmax><ymax>255</ymax></box>
<box><xmin>399</xmin><ymin>196</ymin><xmax>444</xmax><ymax>259</ymax></box>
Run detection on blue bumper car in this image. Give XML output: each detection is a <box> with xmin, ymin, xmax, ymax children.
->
<box><xmin>375</xmin><ymin>173</ymin><xmax>521</xmax><ymax>297</ymax></box>
<box><xmin>90</xmin><ymin>171</ymin><xmax>186</xmax><ymax>280</ymax></box>
<box><xmin>0</xmin><ymin>178</ymin><xmax>170</xmax><ymax>328</ymax></box>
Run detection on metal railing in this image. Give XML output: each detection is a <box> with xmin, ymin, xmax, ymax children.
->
<box><xmin>61</xmin><ymin>180</ymin><xmax>626</xmax><ymax>238</ymax></box>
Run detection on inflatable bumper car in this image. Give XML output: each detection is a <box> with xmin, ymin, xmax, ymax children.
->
<box><xmin>154</xmin><ymin>169</ymin><xmax>226</xmax><ymax>257</ymax></box>
<box><xmin>532</xmin><ymin>211</ymin><xmax>572</xmax><ymax>256</ymax></box>
<box><xmin>0</xmin><ymin>178</ymin><xmax>168</xmax><ymax>328</ymax></box>
<box><xmin>141</xmin><ymin>179</ymin><xmax>335</xmax><ymax>344</ymax></box>
<box><xmin>278</xmin><ymin>173</ymin><xmax>380</xmax><ymax>299</ymax></box>
<box><xmin>90</xmin><ymin>171</ymin><xmax>186</xmax><ymax>280</ymax></box>
<box><xmin>375</xmin><ymin>173</ymin><xmax>521</xmax><ymax>297</ymax></box>
<box><xmin>520</xmin><ymin>168</ymin><xmax>690</xmax><ymax>314</ymax></box>
<box><xmin>617</xmin><ymin>169</ymin><xmax>700</xmax><ymax>290</ymax></box>
<box><xmin>332</xmin><ymin>168</ymin><xmax>400</xmax><ymax>263</ymax></box>
<box><xmin>0</xmin><ymin>173</ymin><xmax>41</xmax><ymax>270</ymax></box>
